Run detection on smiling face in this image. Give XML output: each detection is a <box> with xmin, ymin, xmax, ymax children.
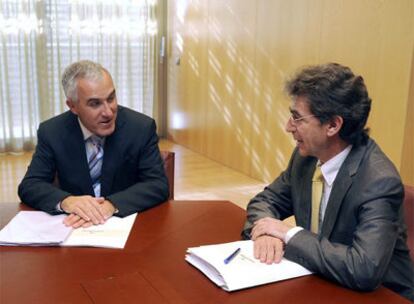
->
<box><xmin>66</xmin><ymin>71</ymin><xmax>118</xmax><ymax>137</ymax></box>
<box><xmin>285</xmin><ymin>96</ymin><xmax>333</xmax><ymax>162</ymax></box>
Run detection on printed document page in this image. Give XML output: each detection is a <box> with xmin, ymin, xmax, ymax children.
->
<box><xmin>62</xmin><ymin>213</ymin><xmax>137</xmax><ymax>249</ymax></box>
<box><xmin>186</xmin><ymin>240</ymin><xmax>312</xmax><ymax>291</ymax></box>
<box><xmin>0</xmin><ymin>211</ymin><xmax>137</xmax><ymax>249</ymax></box>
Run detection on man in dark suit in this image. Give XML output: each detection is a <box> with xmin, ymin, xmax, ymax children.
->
<box><xmin>18</xmin><ymin>60</ymin><xmax>169</xmax><ymax>228</ymax></box>
<box><xmin>242</xmin><ymin>63</ymin><xmax>413</xmax><ymax>301</ymax></box>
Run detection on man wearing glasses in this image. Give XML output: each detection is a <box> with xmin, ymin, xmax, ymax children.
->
<box><xmin>242</xmin><ymin>63</ymin><xmax>413</xmax><ymax>301</ymax></box>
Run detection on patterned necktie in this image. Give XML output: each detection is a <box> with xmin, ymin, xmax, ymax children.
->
<box><xmin>311</xmin><ymin>165</ymin><xmax>324</xmax><ymax>233</ymax></box>
<box><xmin>87</xmin><ymin>136</ymin><xmax>104</xmax><ymax>197</ymax></box>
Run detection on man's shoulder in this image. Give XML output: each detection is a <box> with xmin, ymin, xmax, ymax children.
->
<box><xmin>354</xmin><ymin>138</ymin><xmax>394</xmax><ymax>167</ymax></box>
<box><xmin>117</xmin><ymin>106</ymin><xmax>155</xmax><ymax>127</ymax></box>
<box><xmin>40</xmin><ymin>111</ymin><xmax>76</xmax><ymax>127</ymax></box>
<box><xmin>348</xmin><ymin>137</ymin><xmax>401</xmax><ymax>184</ymax></box>
<box><xmin>38</xmin><ymin>111</ymin><xmax>76</xmax><ymax>131</ymax></box>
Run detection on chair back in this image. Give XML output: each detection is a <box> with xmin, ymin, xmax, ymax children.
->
<box><xmin>160</xmin><ymin>151</ymin><xmax>175</xmax><ymax>200</ymax></box>
<box><xmin>404</xmin><ymin>185</ymin><xmax>414</xmax><ymax>260</ymax></box>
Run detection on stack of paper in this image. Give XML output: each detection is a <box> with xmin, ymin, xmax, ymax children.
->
<box><xmin>0</xmin><ymin>211</ymin><xmax>71</xmax><ymax>246</ymax></box>
<box><xmin>186</xmin><ymin>240</ymin><xmax>312</xmax><ymax>291</ymax></box>
<box><xmin>0</xmin><ymin>211</ymin><xmax>137</xmax><ymax>249</ymax></box>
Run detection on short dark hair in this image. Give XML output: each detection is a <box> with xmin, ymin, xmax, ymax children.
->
<box><xmin>285</xmin><ymin>63</ymin><xmax>372</xmax><ymax>145</ymax></box>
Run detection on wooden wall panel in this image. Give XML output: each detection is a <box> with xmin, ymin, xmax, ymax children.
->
<box><xmin>401</xmin><ymin>48</ymin><xmax>414</xmax><ymax>185</ymax></box>
<box><xmin>167</xmin><ymin>0</ymin><xmax>209</xmax><ymax>153</ymax></box>
<box><xmin>167</xmin><ymin>0</ymin><xmax>414</xmax><ymax>186</ymax></box>
<box><xmin>318</xmin><ymin>0</ymin><xmax>414</xmax><ymax>168</ymax></box>
<box><xmin>204</xmin><ymin>1</ymin><xmax>256</xmax><ymax>175</ymax></box>
<box><xmin>251</xmin><ymin>0</ymin><xmax>323</xmax><ymax>181</ymax></box>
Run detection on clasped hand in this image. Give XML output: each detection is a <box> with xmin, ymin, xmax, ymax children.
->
<box><xmin>61</xmin><ymin>195</ymin><xmax>116</xmax><ymax>228</ymax></box>
<box><xmin>251</xmin><ymin>217</ymin><xmax>292</xmax><ymax>264</ymax></box>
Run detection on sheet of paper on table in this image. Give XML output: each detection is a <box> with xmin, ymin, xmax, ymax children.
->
<box><xmin>186</xmin><ymin>240</ymin><xmax>312</xmax><ymax>291</ymax></box>
<box><xmin>0</xmin><ymin>211</ymin><xmax>137</xmax><ymax>249</ymax></box>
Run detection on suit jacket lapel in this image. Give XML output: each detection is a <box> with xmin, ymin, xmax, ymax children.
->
<box><xmin>297</xmin><ymin>159</ymin><xmax>317</xmax><ymax>230</ymax></box>
<box><xmin>101</xmin><ymin>134</ymin><xmax>118</xmax><ymax>197</ymax></box>
<box><xmin>320</xmin><ymin>173</ymin><xmax>352</xmax><ymax>238</ymax></box>
<box><xmin>320</xmin><ymin>143</ymin><xmax>367</xmax><ymax>238</ymax></box>
<box><xmin>63</xmin><ymin>113</ymin><xmax>95</xmax><ymax>196</ymax></box>
<box><xmin>101</xmin><ymin>107</ymin><xmax>126</xmax><ymax>197</ymax></box>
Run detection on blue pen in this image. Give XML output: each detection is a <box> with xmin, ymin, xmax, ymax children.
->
<box><xmin>224</xmin><ymin>247</ymin><xmax>241</xmax><ymax>264</ymax></box>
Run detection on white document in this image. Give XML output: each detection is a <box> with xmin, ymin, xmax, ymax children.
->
<box><xmin>62</xmin><ymin>213</ymin><xmax>137</xmax><ymax>249</ymax></box>
<box><xmin>186</xmin><ymin>240</ymin><xmax>312</xmax><ymax>291</ymax></box>
<box><xmin>0</xmin><ymin>211</ymin><xmax>71</xmax><ymax>246</ymax></box>
<box><xmin>0</xmin><ymin>211</ymin><xmax>137</xmax><ymax>249</ymax></box>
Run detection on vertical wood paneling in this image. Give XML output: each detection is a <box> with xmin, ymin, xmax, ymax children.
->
<box><xmin>167</xmin><ymin>0</ymin><xmax>414</xmax><ymax>186</ymax></box>
<box><xmin>204</xmin><ymin>1</ymin><xmax>256</xmax><ymax>174</ymax></box>
<box><xmin>251</xmin><ymin>0</ymin><xmax>323</xmax><ymax>181</ymax></box>
<box><xmin>318</xmin><ymin>0</ymin><xmax>414</xmax><ymax>167</ymax></box>
<box><xmin>167</xmin><ymin>0</ymin><xmax>209</xmax><ymax>153</ymax></box>
<box><xmin>401</xmin><ymin>48</ymin><xmax>414</xmax><ymax>185</ymax></box>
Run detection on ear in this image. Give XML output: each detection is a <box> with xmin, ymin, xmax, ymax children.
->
<box><xmin>326</xmin><ymin>115</ymin><xmax>343</xmax><ymax>137</ymax></box>
<box><xmin>66</xmin><ymin>99</ymin><xmax>78</xmax><ymax>115</ymax></box>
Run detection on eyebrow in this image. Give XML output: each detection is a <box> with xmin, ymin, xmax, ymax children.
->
<box><xmin>289</xmin><ymin>107</ymin><xmax>299</xmax><ymax>115</ymax></box>
<box><xmin>107</xmin><ymin>89</ymin><xmax>116</xmax><ymax>98</ymax></box>
<box><xmin>86</xmin><ymin>89</ymin><xmax>116</xmax><ymax>104</ymax></box>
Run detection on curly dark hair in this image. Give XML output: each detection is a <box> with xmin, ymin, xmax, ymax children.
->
<box><xmin>285</xmin><ymin>63</ymin><xmax>372</xmax><ymax>145</ymax></box>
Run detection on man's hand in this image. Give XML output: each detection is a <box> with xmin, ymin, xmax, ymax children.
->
<box><xmin>253</xmin><ymin>235</ymin><xmax>285</xmax><ymax>264</ymax></box>
<box><xmin>251</xmin><ymin>217</ymin><xmax>293</xmax><ymax>240</ymax></box>
<box><xmin>99</xmin><ymin>199</ymin><xmax>117</xmax><ymax>219</ymax></box>
<box><xmin>62</xmin><ymin>196</ymin><xmax>118</xmax><ymax>228</ymax></box>
<box><xmin>63</xmin><ymin>214</ymin><xmax>94</xmax><ymax>228</ymax></box>
<box><xmin>61</xmin><ymin>195</ymin><xmax>106</xmax><ymax>224</ymax></box>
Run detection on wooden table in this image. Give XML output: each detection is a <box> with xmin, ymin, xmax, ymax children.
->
<box><xmin>0</xmin><ymin>201</ymin><xmax>410</xmax><ymax>303</ymax></box>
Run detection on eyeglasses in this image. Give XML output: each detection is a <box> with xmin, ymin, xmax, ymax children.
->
<box><xmin>289</xmin><ymin>114</ymin><xmax>316</xmax><ymax>127</ymax></box>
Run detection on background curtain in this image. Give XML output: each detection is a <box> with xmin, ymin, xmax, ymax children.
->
<box><xmin>0</xmin><ymin>0</ymin><xmax>158</xmax><ymax>153</ymax></box>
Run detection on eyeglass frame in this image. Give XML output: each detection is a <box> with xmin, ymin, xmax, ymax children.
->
<box><xmin>288</xmin><ymin>110</ymin><xmax>317</xmax><ymax>127</ymax></box>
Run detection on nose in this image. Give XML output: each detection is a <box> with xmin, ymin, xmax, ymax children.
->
<box><xmin>101</xmin><ymin>101</ymin><xmax>114</xmax><ymax>117</ymax></box>
<box><xmin>285</xmin><ymin>117</ymin><xmax>295</xmax><ymax>133</ymax></box>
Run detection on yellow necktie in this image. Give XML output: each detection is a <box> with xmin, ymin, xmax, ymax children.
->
<box><xmin>311</xmin><ymin>165</ymin><xmax>324</xmax><ymax>233</ymax></box>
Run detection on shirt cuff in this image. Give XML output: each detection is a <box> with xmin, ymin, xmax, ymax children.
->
<box><xmin>284</xmin><ymin>226</ymin><xmax>304</xmax><ymax>243</ymax></box>
<box><xmin>56</xmin><ymin>201</ymin><xmax>64</xmax><ymax>212</ymax></box>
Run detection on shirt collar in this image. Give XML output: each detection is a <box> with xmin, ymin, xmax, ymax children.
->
<box><xmin>320</xmin><ymin>145</ymin><xmax>352</xmax><ymax>186</ymax></box>
<box><xmin>77</xmin><ymin>118</ymin><xmax>95</xmax><ymax>141</ymax></box>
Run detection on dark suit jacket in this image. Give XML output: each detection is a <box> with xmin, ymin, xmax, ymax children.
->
<box><xmin>18</xmin><ymin>106</ymin><xmax>169</xmax><ymax>217</ymax></box>
<box><xmin>243</xmin><ymin>138</ymin><xmax>414</xmax><ymax>301</ymax></box>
